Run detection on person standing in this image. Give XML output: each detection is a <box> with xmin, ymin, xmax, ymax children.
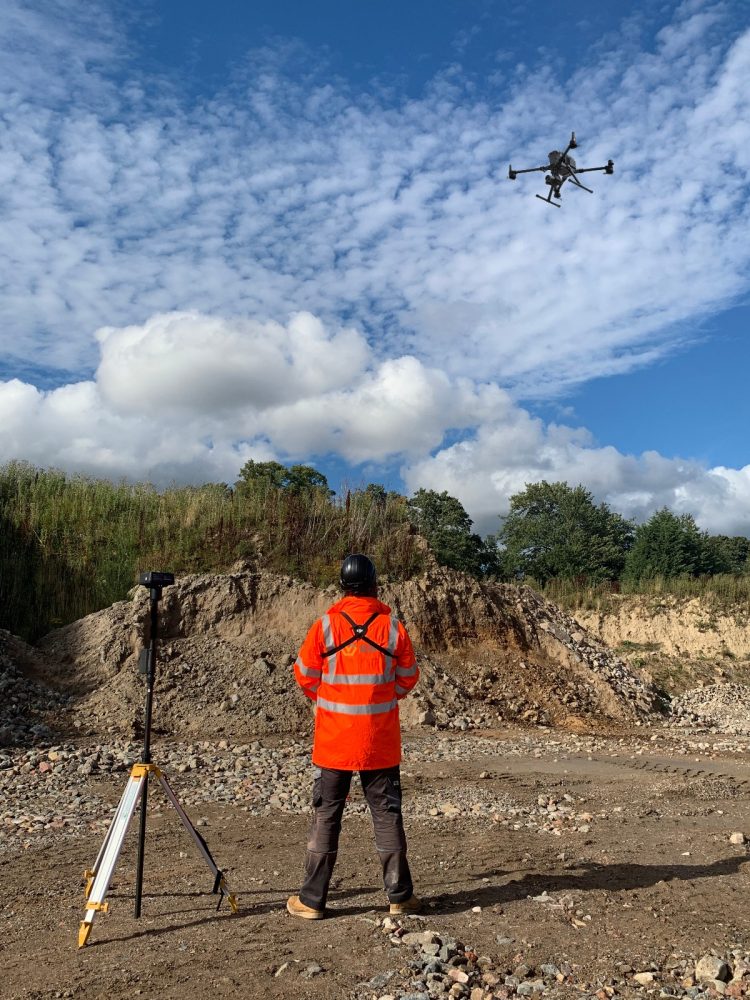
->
<box><xmin>287</xmin><ymin>553</ymin><xmax>422</xmax><ymax>919</ymax></box>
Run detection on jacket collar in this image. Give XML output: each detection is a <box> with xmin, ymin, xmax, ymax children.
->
<box><xmin>327</xmin><ymin>594</ymin><xmax>392</xmax><ymax>617</ymax></box>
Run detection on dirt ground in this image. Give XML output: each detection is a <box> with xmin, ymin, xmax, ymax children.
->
<box><xmin>3</xmin><ymin>726</ymin><xmax>750</xmax><ymax>999</ymax></box>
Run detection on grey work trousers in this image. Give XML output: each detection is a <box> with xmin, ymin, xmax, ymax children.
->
<box><xmin>299</xmin><ymin>765</ymin><xmax>414</xmax><ymax>910</ymax></box>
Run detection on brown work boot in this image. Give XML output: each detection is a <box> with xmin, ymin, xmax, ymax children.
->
<box><xmin>389</xmin><ymin>894</ymin><xmax>422</xmax><ymax>915</ymax></box>
<box><xmin>286</xmin><ymin>895</ymin><xmax>325</xmax><ymax>919</ymax></box>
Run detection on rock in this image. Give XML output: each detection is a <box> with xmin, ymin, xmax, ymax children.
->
<box><xmin>729</xmin><ymin>832</ymin><xmax>745</xmax><ymax>845</ymax></box>
<box><xmin>402</xmin><ymin>930</ymin><xmax>441</xmax><ymax>947</ymax></box>
<box><xmin>301</xmin><ymin>963</ymin><xmax>323</xmax><ymax>978</ymax></box>
<box><xmin>448</xmin><ymin>968</ymin><xmax>469</xmax><ymax>984</ymax></box>
<box><xmin>695</xmin><ymin>956</ymin><xmax>730</xmax><ymax>983</ymax></box>
<box><xmin>439</xmin><ymin>803</ymin><xmax>461</xmax><ymax>817</ymax></box>
<box><xmin>633</xmin><ymin>972</ymin><xmax>655</xmax><ymax>985</ymax></box>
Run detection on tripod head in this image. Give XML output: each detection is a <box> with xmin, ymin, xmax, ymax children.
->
<box><xmin>139</xmin><ymin>570</ymin><xmax>174</xmax><ymax>594</ymax></box>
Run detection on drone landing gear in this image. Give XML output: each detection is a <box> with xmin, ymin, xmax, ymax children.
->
<box><xmin>536</xmin><ymin>176</ymin><xmax>562</xmax><ymax>206</ymax></box>
<box><xmin>568</xmin><ymin>176</ymin><xmax>594</xmax><ymax>194</ymax></box>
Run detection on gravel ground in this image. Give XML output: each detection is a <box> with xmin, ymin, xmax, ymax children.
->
<box><xmin>3</xmin><ymin>723</ymin><xmax>750</xmax><ymax>1000</ymax></box>
<box><xmin>4</xmin><ymin>727</ymin><xmax>750</xmax><ymax>854</ymax></box>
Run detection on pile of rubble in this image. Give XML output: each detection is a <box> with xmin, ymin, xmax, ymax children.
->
<box><xmin>671</xmin><ymin>683</ymin><xmax>750</xmax><ymax>735</ymax></box>
<box><xmin>23</xmin><ymin>565</ymin><xmax>660</xmax><ymax>742</ymax></box>
<box><xmin>0</xmin><ymin>630</ymin><xmax>69</xmax><ymax>746</ymax></box>
<box><xmin>353</xmin><ymin>918</ymin><xmax>750</xmax><ymax>999</ymax></box>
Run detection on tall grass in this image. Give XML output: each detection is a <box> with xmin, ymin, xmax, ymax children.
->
<box><xmin>541</xmin><ymin>574</ymin><xmax>750</xmax><ymax>615</ymax></box>
<box><xmin>0</xmin><ymin>462</ymin><xmax>423</xmax><ymax>640</ymax></box>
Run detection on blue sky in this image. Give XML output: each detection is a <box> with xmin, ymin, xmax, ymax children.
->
<box><xmin>134</xmin><ymin>0</ymin><xmax>631</xmax><ymax>98</ymax></box>
<box><xmin>1</xmin><ymin>0</ymin><xmax>750</xmax><ymax>535</ymax></box>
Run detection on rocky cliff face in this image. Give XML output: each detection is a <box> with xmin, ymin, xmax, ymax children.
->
<box><xmin>18</xmin><ymin>564</ymin><xmax>658</xmax><ymax>744</ymax></box>
<box><xmin>574</xmin><ymin>596</ymin><xmax>750</xmax><ymax>661</ymax></box>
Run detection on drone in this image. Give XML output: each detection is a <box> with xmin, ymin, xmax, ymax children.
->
<box><xmin>508</xmin><ymin>132</ymin><xmax>614</xmax><ymax>206</ymax></box>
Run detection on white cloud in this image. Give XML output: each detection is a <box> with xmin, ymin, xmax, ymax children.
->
<box><xmin>0</xmin><ymin>311</ymin><xmax>502</xmax><ymax>476</ymax></box>
<box><xmin>95</xmin><ymin>311</ymin><xmax>370</xmax><ymax>414</ymax></box>
<box><xmin>403</xmin><ymin>419</ymin><xmax>750</xmax><ymax>537</ymax></box>
<box><xmin>3</xmin><ymin>309</ymin><xmax>750</xmax><ymax>538</ymax></box>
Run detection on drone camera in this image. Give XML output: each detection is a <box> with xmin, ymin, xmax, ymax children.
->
<box><xmin>139</xmin><ymin>571</ymin><xmax>175</xmax><ymax>589</ymax></box>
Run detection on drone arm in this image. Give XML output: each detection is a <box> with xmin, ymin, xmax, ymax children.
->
<box><xmin>559</xmin><ymin>134</ymin><xmax>577</xmax><ymax>162</ymax></box>
<box><xmin>509</xmin><ymin>163</ymin><xmax>549</xmax><ymax>179</ymax></box>
<box><xmin>574</xmin><ymin>160</ymin><xmax>615</xmax><ymax>175</ymax></box>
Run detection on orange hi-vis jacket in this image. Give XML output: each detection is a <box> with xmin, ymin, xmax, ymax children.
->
<box><xmin>293</xmin><ymin>595</ymin><xmax>419</xmax><ymax>770</ymax></box>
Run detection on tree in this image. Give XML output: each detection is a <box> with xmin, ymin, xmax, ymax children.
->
<box><xmin>703</xmin><ymin>535</ymin><xmax>750</xmax><ymax>575</ymax></box>
<box><xmin>623</xmin><ymin>508</ymin><xmax>710</xmax><ymax>581</ymax></box>
<box><xmin>407</xmin><ymin>489</ymin><xmax>499</xmax><ymax>577</ymax></box>
<box><xmin>236</xmin><ymin>460</ymin><xmax>333</xmax><ymax>496</ymax></box>
<box><xmin>497</xmin><ymin>481</ymin><xmax>633</xmax><ymax>585</ymax></box>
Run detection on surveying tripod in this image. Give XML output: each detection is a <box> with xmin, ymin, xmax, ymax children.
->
<box><xmin>78</xmin><ymin>572</ymin><xmax>238</xmax><ymax>948</ymax></box>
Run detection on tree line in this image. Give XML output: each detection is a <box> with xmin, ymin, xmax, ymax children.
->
<box><xmin>408</xmin><ymin>479</ymin><xmax>750</xmax><ymax>585</ymax></box>
<box><xmin>1</xmin><ymin>459</ymin><xmax>749</xmax><ymax>640</ymax></box>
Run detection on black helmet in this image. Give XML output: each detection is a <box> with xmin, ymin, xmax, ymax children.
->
<box><xmin>340</xmin><ymin>553</ymin><xmax>377</xmax><ymax>594</ymax></box>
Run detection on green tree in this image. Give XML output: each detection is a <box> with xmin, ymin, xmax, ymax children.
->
<box><xmin>623</xmin><ymin>508</ymin><xmax>710</xmax><ymax>581</ymax></box>
<box><xmin>703</xmin><ymin>534</ymin><xmax>750</xmax><ymax>575</ymax></box>
<box><xmin>407</xmin><ymin>488</ymin><xmax>499</xmax><ymax>577</ymax></box>
<box><xmin>497</xmin><ymin>481</ymin><xmax>633</xmax><ymax>585</ymax></box>
<box><xmin>236</xmin><ymin>460</ymin><xmax>332</xmax><ymax>496</ymax></box>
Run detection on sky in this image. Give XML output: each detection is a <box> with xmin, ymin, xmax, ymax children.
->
<box><xmin>1</xmin><ymin>0</ymin><xmax>749</xmax><ymax>536</ymax></box>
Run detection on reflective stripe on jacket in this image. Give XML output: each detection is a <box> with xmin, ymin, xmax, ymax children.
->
<box><xmin>293</xmin><ymin>595</ymin><xmax>418</xmax><ymax>770</ymax></box>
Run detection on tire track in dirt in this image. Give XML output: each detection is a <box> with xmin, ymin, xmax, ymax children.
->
<box><xmin>562</xmin><ymin>752</ymin><xmax>750</xmax><ymax>789</ymax></box>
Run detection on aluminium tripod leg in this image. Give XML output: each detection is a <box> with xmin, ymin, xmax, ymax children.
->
<box><xmin>78</xmin><ymin>767</ymin><xmax>146</xmax><ymax>948</ymax></box>
<box><xmin>83</xmin><ymin>777</ymin><xmax>133</xmax><ymax>899</ymax></box>
<box><xmin>157</xmin><ymin>771</ymin><xmax>239</xmax><ymax>912</ymax></box>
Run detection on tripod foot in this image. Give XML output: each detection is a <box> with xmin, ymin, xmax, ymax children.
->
<box><xmin>78</xmin><ymin>922</ymin><xmax>92</xmax><ymax>949</ymax></box>
<box><xmin>227</xmin><ymin>893</ymin><xmax>239</xmax><ymax>914</ymax></box>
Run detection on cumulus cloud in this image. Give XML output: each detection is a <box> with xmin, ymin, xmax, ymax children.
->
<box><xmin>403</xmin><ymin>418</ymin><xmax>750</xmax><ymax>537</ymax></box>
<box><xmin>95</xmin><ymin>311</ymin><xmax>370</xmax><ymax>413</ymax></box>
<box><xmin>0</xmin><ymin>311</ymin><xmax>504</xmax><ymax>475</ymax></box>
<box><xmin>3</xmin><ymin>309</ymin><xmax>750</xmax><ymax>538</ymax></box>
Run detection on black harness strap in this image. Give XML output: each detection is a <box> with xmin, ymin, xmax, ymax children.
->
<box><xmin>323</xmin><ymin>611</ymin><xmax>393</xmax><ymax>658</ymax></box>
